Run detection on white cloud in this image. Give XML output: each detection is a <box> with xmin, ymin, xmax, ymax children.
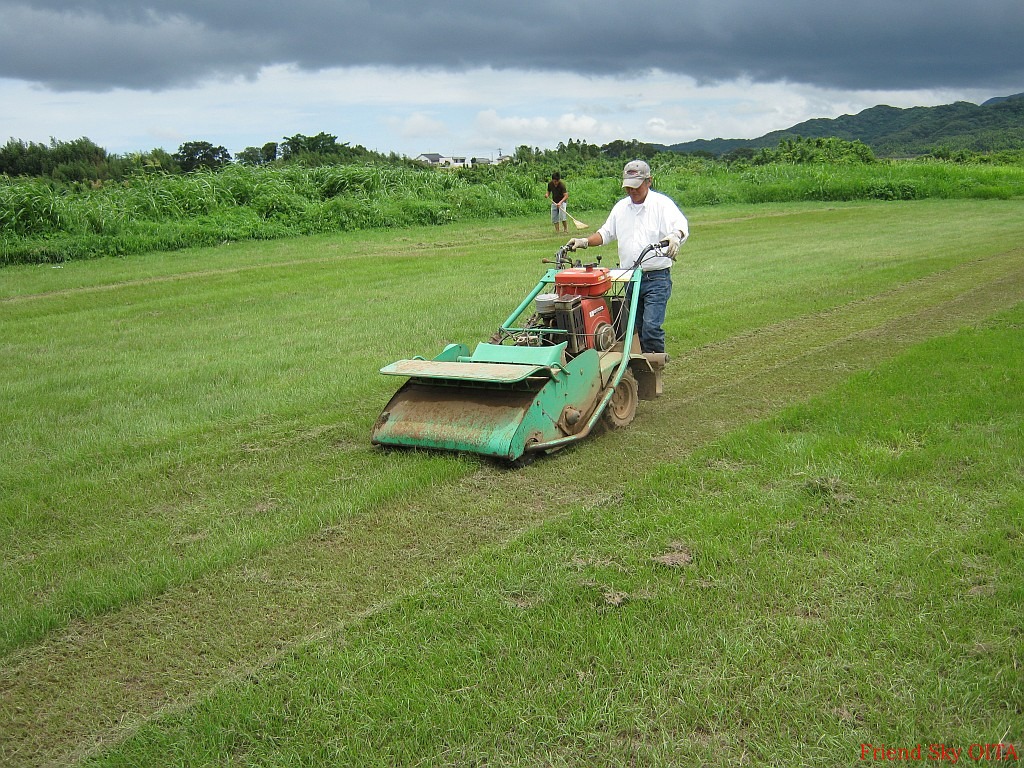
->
<box><xmin>0</xmin><ymin>65</ymin><xmax>1009</xmax><ymax>160</ymax></box>
<box><xmin>388</xmin><ymin>112</ymin><xmax>449</xmax><ymax>141</ymax></box>
<box><xmin>555</xmin><ymin>113</ymin><xmax>603</xmax><ymax>136</ymax></box>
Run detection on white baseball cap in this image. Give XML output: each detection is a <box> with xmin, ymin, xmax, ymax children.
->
<box><xmin>622</xmin><ymin>160</ymin><xmax>651</xmax><ymax>188</ymax></box>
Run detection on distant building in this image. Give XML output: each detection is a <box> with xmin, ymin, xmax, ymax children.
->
<box><xmin>415</xmin><ymin>153</ymin><xmax>470</xmax><ymax>168</ymax></box>
<box><xmin>469</xmin><ymin>155</ymin><xmax>512</xmax><ymax>165</ymax></box>
<box><xmin>416</xmin><ymin>153</ymin><xmax>513</xmax><ymax>167</ymax></box>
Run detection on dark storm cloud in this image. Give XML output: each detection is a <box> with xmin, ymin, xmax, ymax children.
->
<box><xmin>2</xmin><ymin>0</ymin><xmax>1022</xmax><ymax>92</ymax></box>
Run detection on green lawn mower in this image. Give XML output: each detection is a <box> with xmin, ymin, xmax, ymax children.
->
<box><xmin>371</xmin><ymin>242</ymin><xmax>671</xmax><ymax>465</ymax></box>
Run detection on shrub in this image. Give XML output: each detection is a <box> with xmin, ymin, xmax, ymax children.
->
<box><xmin>2</xmin><ymin>158</ymin><xmax>1022</xmax><ymax>266</ymax></box>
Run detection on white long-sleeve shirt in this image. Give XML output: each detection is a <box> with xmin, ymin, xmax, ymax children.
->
<box><xmin>596</xmin><ymin>190</ymin><xmax>689</xmax><ymax>270</ymax></box>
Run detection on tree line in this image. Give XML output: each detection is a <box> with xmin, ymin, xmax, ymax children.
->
<box><xmin>3</xmin><ymin>131</ymin><xmax>1019</xmax><ymax>190</ymax></box>
<box><xmin>0</xmin><ymin>132</ymin><xmax>421</xmax><ymax>184</ymax></box>
<box><xmin>0</xmin><ymin>132</ymin><xmax>708</xmax><ymax>186</ymax></box>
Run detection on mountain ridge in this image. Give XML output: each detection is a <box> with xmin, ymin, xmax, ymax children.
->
<box><xmin>667</xmin><ymin>93</ymin><xmax>1024</xmax><ymax>157</ymax></box>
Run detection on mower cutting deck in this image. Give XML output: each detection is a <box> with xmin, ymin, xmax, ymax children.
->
<box><xmin>371</xmin><ymin>244</ymin><xmax>669</xmax><ymax>464</ymax></box>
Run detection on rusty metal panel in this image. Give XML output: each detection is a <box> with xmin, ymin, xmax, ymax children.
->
<box><xmin>371</xmin><ymin>382</ymin><xmax>538</xmax><ymax>458</ymax></box>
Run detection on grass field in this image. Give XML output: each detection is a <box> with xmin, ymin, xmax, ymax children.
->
<box><xmin>1</xmin><ymin>199</ymin><xmax>1022</xmax><ymax>766</ymax></box>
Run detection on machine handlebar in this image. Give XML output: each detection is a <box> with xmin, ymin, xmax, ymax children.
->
<box><xmin>543</xmin><ymin>244</ymin><xmax>578</xmax><ymax>269</ymax></box>
<box><xmin>635</xmin><ymin>239</ymin><xmax>675</xmax><ymax>268</ymax></box>
<box><xmin>545</xmin><ymin>240</ymin><xmax>670</xmax><ymax>270</ymax></box>
<box><xmin>544</xmin><ymin>244</ymin><xmax>606</xmax><ymax>269</ymax></box>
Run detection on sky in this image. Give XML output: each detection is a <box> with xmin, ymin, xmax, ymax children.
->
<box><xmin>1</xmin><ymin>1</ymin><xmax>1022</xmax><ymax>161</ymax></box>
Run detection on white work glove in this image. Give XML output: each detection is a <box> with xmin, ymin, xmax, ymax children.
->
<box><xmin>663</xmin><ymin>231</ymin><xmax>683</xmax><ymax>259</ymax></box>
<box><xmin>566</xmin><ymin>237</ymin><xmax>589</xmax><ymax>251</ymax></box>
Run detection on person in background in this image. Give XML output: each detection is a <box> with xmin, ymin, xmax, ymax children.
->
<box><xmin>565</xmin><ymin>160</ymin><xmax>688</xmax><ymax>354</ymax></box>
<box><xmin>545</xmin><ymin>171</ymin><xmax>569</xmax><ymax>233</ymax></box>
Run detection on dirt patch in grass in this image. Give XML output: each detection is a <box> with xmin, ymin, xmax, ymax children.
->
<box><xmin>654</xmin><ymin>542</ymin><xmax>695</xmax><ymax>568</ymax></box>
<box><xmin>2</xmin><ymin>247</ymin><xmax>1022</xmax><ymax>767</ymax></box>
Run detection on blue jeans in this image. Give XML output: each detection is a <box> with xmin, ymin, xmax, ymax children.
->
<box><xmin>627</xmin><ymin>269</ymin><xmax>672</xmax><ymax>353</ymax></box>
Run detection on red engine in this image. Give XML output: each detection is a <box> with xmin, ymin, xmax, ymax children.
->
<box><xmin>554</xmin><ymin>265</ymin><xmax>611</xmax><ymax>297</ymax></box>
<box><xmin>546</xmin><ymin>266</ymin><xmax>615</xmax><ymax>354</ymax></box>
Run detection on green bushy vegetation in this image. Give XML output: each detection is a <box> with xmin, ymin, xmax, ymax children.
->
<box><xmin>0</xmin><ymin>163</ymin><xmax>542</xmax><ymax>264</ymax></box>
<box><xmin>662</xmin><ymin>158</ymin><xmax>1024</xmax><ymax>207</ymax></box>
<box><xmin>2</xmin><ymin>135</ymin><xmax>1023</xmax><ymax>265</ymax></box>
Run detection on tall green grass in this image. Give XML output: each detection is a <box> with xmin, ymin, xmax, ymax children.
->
<box><xmin>0</xmin><ymin>165</ymin><xmax>542</xmax><ymax>265</ymax></box>
<box><xmin>2</xmin><ymin>160</ymin><xmax>1022</xmax><ymax>265</ymax></box>
<box><xmin>660</xmin><ymin>160</ymin><xmax>1024</xmax><ymax>206</ymax></box>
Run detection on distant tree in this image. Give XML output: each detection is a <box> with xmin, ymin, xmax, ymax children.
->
<box><xmin>551</xmin><ymin>138</ymin><xmax>603</xmax><ymax>163</ymax></box>
<box><xmin>722</xmin><ymin>147</ymin><xmax>756</xmax><ymax>164</ymax></box>
<box><xmin>115</xmin><ymin>147</ymin><xmax>180</xmax><ymax>176</ymax></box>
<box><xmin>261</xmin><ymin>142</ymin><xmax>279</xmax><ymax>164</ymax></box>
<box><xmin>755</xmin><ymin>136</ymin><xmax>875</xmax><ymax>165</ymax></box>
<box><xmin>926</xmin><ymin>145</ymin><xmax>980</xmax><ymax>163</ymax></box>
<box><xmin>0</xmin><ymin>138</ymin><xmax>45</xmax><ymax>176</ymax></box>
<box><xmin>601</xmin><ymin>139</ymin><xmax>658</xmax><ymax>160</ymax></box>
<box><xmin>140</xmin><ymin>148</ymin><xmax>180</xmax><ymax>174</ymax></box>
<box><xmin>281</xmin><ymin>132</ymin><xmax>347</xmax><ymax>162</ymax></box>
<box><xmin>235</xmin><ymin>147</ymin><xmax>263</xmax><ymax>166</ymax></box>
<box><xmin>173</xmin><ymin>141</ymin><xmax>232</xmax><ymax>172</ymax></box>
<box><xmin>236</xmin><ymin>142</ymin><xmax>280</xmax><ymax>166</ymax></box>
<box><xmin>0</xmin><ymin>136</ymin><xmax>109</xmax><ymax>180</ymax></box>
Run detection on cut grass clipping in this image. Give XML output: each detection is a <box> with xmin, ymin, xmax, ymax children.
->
<box><xmin>83</xmin><ymin>307</ymin><xmax>1022</xmax><ymax>767</ymax></box>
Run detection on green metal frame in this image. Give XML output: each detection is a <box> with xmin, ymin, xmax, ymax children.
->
<box><xmin>503</xmin><ymin>267</ymin><xmax>643</xmax><ymax>453</ymax></box>
<box><xmin>371</xmin><ymin>265</ymin><xmax>645</xmax><ymax>462</ymax></box>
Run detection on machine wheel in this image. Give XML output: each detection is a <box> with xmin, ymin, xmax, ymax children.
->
<box><xmin>508</xmin><ymin>434</ymin><xmax>542</xmax><ymax>469</ymax></box>
<box><xmin>601</xmin><ymin>370</ymin><xmax>638</xmax><ymax>430</ymax></box>
<box><xmin>508</xmin><ymin>452</ymin><xmax>536</xmax><ymax>469</ymax></box>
